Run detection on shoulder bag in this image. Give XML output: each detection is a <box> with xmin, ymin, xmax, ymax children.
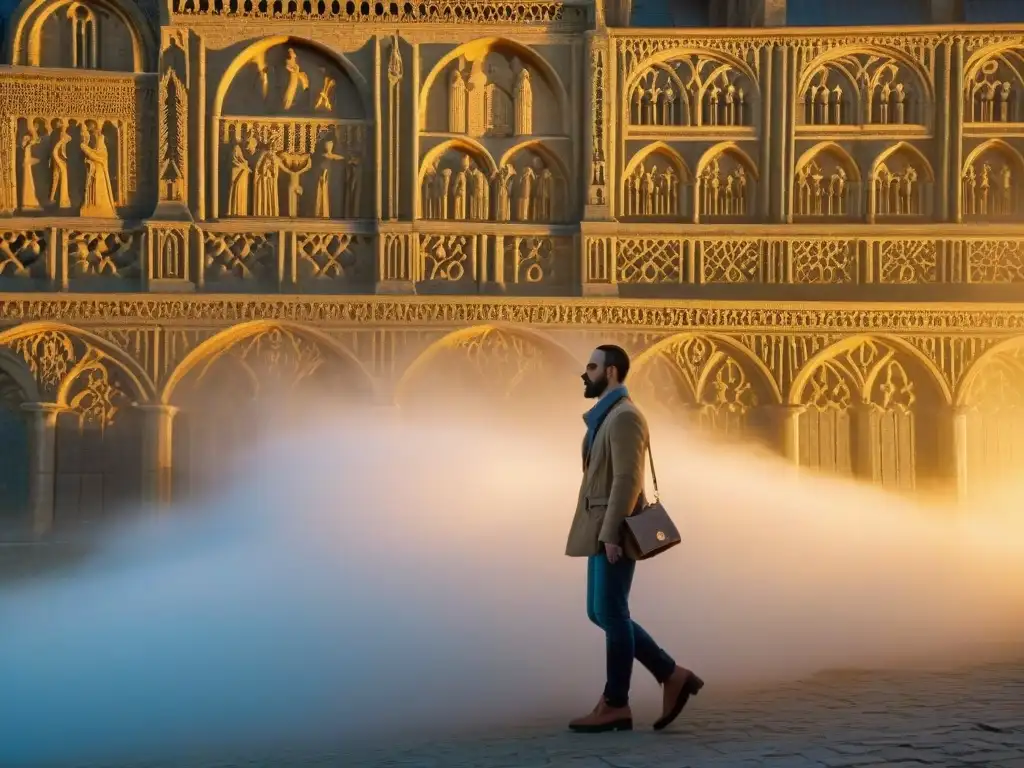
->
<box><xmin>622</xmin><ymin>442</ymin><xmax>681</xmax><ymax>560</ymax></box>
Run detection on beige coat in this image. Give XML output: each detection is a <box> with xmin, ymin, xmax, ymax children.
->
<box><xmin>564</xmin><ymin>397</ymin><xmax>649</xmax><ymax>559</ymax></box>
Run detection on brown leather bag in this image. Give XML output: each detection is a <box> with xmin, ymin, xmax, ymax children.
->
<box><xmin>622</xmin><ymin>442</ymin><xmax>681</xmax><ymax>560</ymax></box>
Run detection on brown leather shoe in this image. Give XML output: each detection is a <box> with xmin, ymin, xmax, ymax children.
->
<box><xmin>568</xmin><ymin>698</ymin><xmax>633</xmax><ymax>733</ymax></box>
<box><xmin>653</xmin><ymin>666</ymin><xmax>704</xmax><ymax>731</ymax></box>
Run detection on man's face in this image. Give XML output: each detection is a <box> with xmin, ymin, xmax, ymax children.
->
<box><xmin>582</xmin><ymin>349</ymin><xmax>611</xmax><ymax>399</ymax></box>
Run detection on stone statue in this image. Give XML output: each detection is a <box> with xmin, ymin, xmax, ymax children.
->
<box><xmin>49</xmin><ymin>121</ymin><xmax>71</xmax><ymax>209</ymax></box>
<box><xmin>252</xmin><ymin>143</ymin><xmax>283</xmax><ymax>217</ymax></box>
<box><xmin>344</xmin><ymin>157</ymin><xmax>361</xmax><ymax>217</ymax></box>
<box><xmin>283</xmin><ymin>48</ymin><xmax>309</xmax><ymax>110</ymax></box>
<box><xmin>80</xmin><ymin>124</ymin><xmax>116</xmax><ymax>218</ymax></box>
<box><xmin>513</xmin><ymin>60</ymin><xmax>532</xmax><ymax>135</ymax></box>
<box><xmin>453</xmin><ymin>156</ymin><xmax>470</xmax><ymax>220</ymax></box>
<box><xmin>533</xmin><ymin>161</ymin><xmax>553</xmax><ymax>222</ymax></box>
<box><xmin>19</xmin><ymin>133</ymin><xmax>42</xmax><ymax>212</ymax></box>
<box><xmin>439</xmin><ymin>168</ymin><xmax>452</xmax><ymax>219</ymax></box>
<box><xmin>227</xmin><ymin>137</ymin><xmax>255</xmax><ymax>216</ymax></box>
<box><xmin>494</xmin><ymin>164</ymin><xmax>516</xmax><ymax>221</ymax></box>
<box><xmin>469</xmin><ymin>163</ymin><xmax>490</xmax><ymax>220</ymax></box>
<box><xmin>449</xmin><ymin>67</ymin><xmax>467</xmax><ymax>134</ymax></box>
<box><xmin>516</xmin><ymin>164</ymin><xmax>536</xmax><ymax>221</ymax></box>
<box><xmin>315</xmin><ymin>140</ymin><xmax>343</xmax><ymax>218</ymax></box>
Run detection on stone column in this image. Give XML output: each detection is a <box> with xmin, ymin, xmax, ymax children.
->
<box><xmin>137</xmin><ymin>404</ymin><xmax>178</xmax><ymax>507</ymax></box>
<box><xmin>851</xmin><ymin>402</ymin><xmax>882</xmax><ymax>482</ymax></box>
<box><xmin>21</xmin><ymin>403</ymin><xmax>63</xmax><ymax>536</ymax></box>
<box><xmin>951</xmin><ymin>404</ymin><xmax>970</xmax><ymax>503</ymax></box>
<box><xmin>763</xmin><ymin>404</ymin><xmax>805</xmax><ymax>463</ymax></box>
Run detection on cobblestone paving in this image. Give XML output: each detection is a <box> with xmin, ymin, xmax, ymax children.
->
<box><xmin>292</xmin><ymin>659</ymin><xmax>1024</xmax><ymax>768</ymax></box>
<box><xmin>77</xmin><ymin>658</ymin><xmax>1024</xmax><ymax>768</ymax></box>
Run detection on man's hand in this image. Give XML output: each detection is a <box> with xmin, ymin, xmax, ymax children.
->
<box><xmin>604</xmin><ymin>542</ymin><xmax>623</xmax><ymax>564</ymax></box>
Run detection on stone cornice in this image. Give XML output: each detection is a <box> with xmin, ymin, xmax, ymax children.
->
<box><xmin>4</xmin><ymin>294</ymin><xmax>1024</xmax><ymax>334</ymax></box>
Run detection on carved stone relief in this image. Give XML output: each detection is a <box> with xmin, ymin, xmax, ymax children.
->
<box><xmin>697</xmin><ymin>148</ymin><xmax>753</xmax><ymax>219</ymax></box>
<box><xmin>622</xmin><ymin>149</ymin><xmax>687</xmax><ymax>218</ymax></box>
<box><xmin>31</xmin><ymin>0</ymin><xmax>137</xmax><ymax>72</ymax></box>
<box><xmin>628</xmin><ymin>54</ymin><xmax>755</xmax><ymax>129</ymax></box>
<box><xmin>965</xmin><ymin>49</ymin><xmax>1023</xmax><ymax>124</ymax></box>
<box><xmin>445</xmin><ymin>52</ymin><xmax>532</xmax><ymax>138</ymax></box>
<box><xmin>794</xmin><ymin>147</ymin><xmax>858</xmax><ymax>218</ymax></box>
<box><xmin>962</xmin><ymin>147</ymin><xmax>1019</xmax><ymax>219</ymax></box>
<box><xmin>872</xmin><ymin>147</ymin><xmax>929</xmax><ymax>217</ymax></box>
<box><xmin>217</xmin><ymin>43</ymin><xmax>368</xmax><ymax>219</ymax></box>
<box><xmin>158</xmin><ymin>31</ymin><xmax>189</xmax><ymax>206</ymax></box>
<box><xmin>800</xmin><ymin>51</ymin><xmax>926</xmax><ymax>128</ymax></box>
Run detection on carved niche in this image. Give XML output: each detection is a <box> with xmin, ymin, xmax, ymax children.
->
<box><xmin>26</xmin><ymin>0</ymin><xmax>139</xmax><ymax>71</ymax></box>
<box><xmin>217</xmin><ymin>42</ymin><xmax>369</xmax><ymax>219</ymax></box>
<box><xmin>696</xmin><ymin>146</ymin><xmax>755</xmax><ymax>220</ymax></box>
<box><xmin>965</xmin><ymin>49</ymin><xmax>1023</xmax><ymax>125</ymax></box>
<box><xmin>962</xmin><ymin>143</ymin><xmax>1021</xmax><ymax>219</ymax></box>
<box><xmin>429</xmin><ymin>45</ymin><xmax>561</xmax><ymax>138</ymax></box>
<box><xmin>871</xmin><ymin>145</ymin><xmax>932</xmax><ymax>218</ymax></box>
<box><xmin>793</xmin><ymin>144</ymin><xmax>860</xmax><ymax>218</ymax></box>
<box><xmin>799</xmin><ymin>50</ymin><xmax>928</xmax><ymax>129</ymax></box>
<box><xmin>420</xmin><ymin>144</ymin><xmax>566</xmax><ymax>223</ymax></box>
<box><xmin>621</xmin><ymin>147</ymin><xmax>688</xmax><ymax>219</ymax></box>
<box><xmin>628</xmin><ymin>53</ymin><xmax>756</xmax><ymax>130</ymax></box>
<box><xmin>158</xmin><ymin>31</ymin><xmax>189</xmax><ymax>207</ymax></box>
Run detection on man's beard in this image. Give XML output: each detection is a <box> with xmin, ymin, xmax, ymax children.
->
<box><xmin>582</xmin><ymin>372</ymin><xmax>609</xmax><ymax>399</ymax></box>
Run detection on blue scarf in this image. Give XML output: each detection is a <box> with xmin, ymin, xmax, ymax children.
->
<box><xmin>583</xmin><ymin>386</ymin><xmax>630</xmax><ymax>459</ymax></box>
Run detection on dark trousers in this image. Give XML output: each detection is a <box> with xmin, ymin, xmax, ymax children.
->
<box><xmin>586</xmin><ymin>551</ymin><xmax>676</xmax><ymax>708</ymax></box>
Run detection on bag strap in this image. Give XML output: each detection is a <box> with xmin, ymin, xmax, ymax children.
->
<box><xmin>646</xmin><ymin>442</ymin><xmax>660</xmax><ymax>502</ymax></box>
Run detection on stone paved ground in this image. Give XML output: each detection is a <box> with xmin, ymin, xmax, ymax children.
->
<box><xmin>267</xmin><ymin>658</ymin><xmax>1024</xmax><ymax>768</ymax></box>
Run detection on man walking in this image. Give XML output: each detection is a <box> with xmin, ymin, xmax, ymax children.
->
<box><xmin>565</xmin><ymin>344</ymin><xmax>703</xmax><ymax>733</ymax></box>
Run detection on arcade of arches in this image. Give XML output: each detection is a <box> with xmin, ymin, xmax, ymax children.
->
<box><xmin>0</xmin><ymin>314</ymin><xmax>1023</xmax><ymax>539</ymax></box>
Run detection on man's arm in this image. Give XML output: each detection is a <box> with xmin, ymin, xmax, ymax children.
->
<box><xmin>599</xmin><ymin>410</ymin><xmax>647</xmax><ymax>545</ymax></box>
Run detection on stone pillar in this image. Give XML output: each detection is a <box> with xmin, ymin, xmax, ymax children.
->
<box><xmin>851</xmin><ymin>403</ymin><xmax>882</xmax><ymax>482</ymax></box>
<box><xmin>137</xmin><ymin>404</ymin><xmax>178</xmax><ymax>507</ymax></box>
<box><xmin>951</xmin><ymin>405</ymin><xmax>970</xmax><ymax>503</ymax></box>
<box><xmin>763</xmin><ymin>404</ymin><xmax>805</xmax><ymax>463</ymax></box>
<box><xmin>21</xmin><ymin>403</ymin><xmax>62</xmax><ymax>536</ymax></box>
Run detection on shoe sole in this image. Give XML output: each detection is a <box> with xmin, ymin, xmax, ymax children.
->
<box><xmin>569</xmin><ymin>718</ymin><xmax>634</xmax><ymax>733</ymax></box>
<box><xmin>653</xmin><ymin>673</ymin><xmax>704</xmax><ymax>731</ymax></box>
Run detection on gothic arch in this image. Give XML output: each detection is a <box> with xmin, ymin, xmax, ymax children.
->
<box><xmin>394</xmin><ymin>323</ymin><xmax>579</xmax><ymax>407</ymax></box>
<box><xmin>7</xmin><ymin>0</ymin><xmax>156</xmax><ymax>71</ymax></box>
<box><xmin>625</xmin><ymin>47</ymin><xmax>760</xmax><ymax>102</ymax></box>
<box><xmin>497</xmin><ymin>139</ymin><xmax>568</xmax><ymax>180</ymax></box>
<box><xmin>871</xmin><ymin>141</ymin><xmax>935</xmax><ymax>181</ymax></box>
<box><xmin>161</xmin><ymin>321</ymin><xmax>376</xmax><ymax>405</ymax></box>
<box><xmin>964</xmin><ymin>44</ymin><xmax>1024</xmax><ymax>92</ymax></box>
<box><xmin>632</xmin><ymin>332</ymin><xmax>782</xmax><ymax>404</ymax></box>
<box><xmin>0</xmin><ymin>321</ymin><xmax>156</xmax><ymax>405</ymax></box>
<box><xmin>696</xmin><ymin>141</ymin><xmax>759</xmax><ymax>179</ymax></box>
<box><xmin>419</xmin><ymin>38</ymin><xmax>570</xmax><ymax>134</ymax></box>
<box><xmin>419</xmin><ymin>137</ymin><xmax>498</xmax><ymax>186</ymax></box>
<box><xmin>622</xmin><ymin>141</ymin><xmax>691</xmax><ymax>181</ymax></box>
<box><xmin>964</xmin><ymin>138</ymin><xmax>1024</xmax><ymax>171</ymax></box>
<box><xmin>794</xmin><ymin>141</ymin><xmax>862</xmax><ymax>182</ymax></box>
<box><xmin>797</xmin><ymin>45</ymin><xmax>934</xmax><ymax>106</ymax></box>
<box><xmin>212</xmin><ymin>36</ymin><xmax>372</xmax><ymax>119</ymax></box>
<box><xmin>0</xmin><ymin>347</ymin><xmax>41</xmax><ymax>403</ymax></box>
<box><xmin>789</xmin><ymin>334</ymin><xmax>949</xmax><ymax>406</ymax></box>
<box><xmin>956</xmin><ymin>335</ymin><xmax>1024</xmax><ymax>408</ymax></box>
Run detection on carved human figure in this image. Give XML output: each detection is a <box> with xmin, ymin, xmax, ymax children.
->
<box><xmin>80</xmin><ymin>124</ymin><xmax>116</xmax><ymax>217</ymax></box>
<box><xmin>830</xmin><ymin>167</ymin><xmax>848</xmax><ymax>215</ymax></box>
<box><xmin>278</xmin><ymin>152</ymin><xmax>312</xmax><ymax>217</ymax></box>
<box><xmin>661</xmin><ymin>166</ymin><xmax>677</xmax><ymax>215</ymax></box>
<box><xmin>344</xmin><ymin>157</ymin><xmax>361</xmax><ymax>217</ymax></box>
<box><xmin>494</xmin><ymin>164</ymin><xmax>516</xmax><ymax>221</ymax></box>
<box><xmin>315</xmin><ymin>140</ymin><xmax>343</xmax><ymax>218</ymax></box>
<box><xmin>49</xmin><ymin>121</ymin><xmax>72</xmax><ymax>209</ymax></box>
<box><xmin>1001</xmin><ymin>164</ymin><xmax>1013</xmax><ymax>214</ymax></box>
<box><xmin>641</xmin><ymin>166</ymin><xmax>654</xmax><ymax>215</ymax></box>
<box><xmin>422</xmin><ymin>165</ymin><xmax>438</xmax><ymax>218</ymax></box>
<box><xmin>879</xmin><ymin>82</ymin><xmax>891</xmax><ymax>124</ymax></box>
<box><xmin>708</xmin><ymin>83</ymin><xmax>721</xmax><ymax>126</ymax></box>
<box><xmin>516</xmin><ymin>164</ymin><xmax>535</xmax><ymax>221</ymax></box>
<box><xmin>513</xmin><ymin>61</ymin><xmax>533</xmax><ymax>135</ymax></box>
<box><xmin>252</xmin><ymin>143</ymin><xmax>283</xmax><ymax>217</ymax></box>
<box><xmin>452</xmin><ymin>155</ymin><xmax>470</xmax><ymax>220</ymax></box>
<box><xmin>980</xmin><ymin>162</ymin><xmax>992</xmax><ymax>214</ymax></box>
<box><xmin>449</xmin><ymin>67</ymin><xmax>467</xmax><ymax>133</ymax></box>
<box><xmin>999</xmin><ymin>82</ymin><xmax>1012</xmax><ymax>122</ymax></box>
<box><xmin>724</xmin><ymin>83</ymin><xmax>736</xmax><ymax>126</ymax></box>
<box><xmin>469</xmin><ymin>163</ymin><xmax>490</xmax><ymax>220</ymax></box>
<box><xmin>832</xmin><ymin>85</ymin><xmax>843</xmax><ymax>124</ymax></box>
<box><xmin>535</xmin><ymin>165</ymin><xmax>554</xmax><ymax>222</ymax></box>
<box><xmin>283</xmin><ymin>48</ymin><xmax>310</xmax><ymax>110</ymax></box>
<box><xmin>227</xmin><ymin>137</ymin><xmax>255</xmax><ymax>216</ymax></box>
<box><xmin>439</xmin><ymin>168</ymin><xmax>452</xmax><ymax>219</ymax></box>
<box><xmin>735</xmin><ymin>167</ymin><xmax>747</xmax><ymax>215</ymax></box>
<box><xmin>963</xmin><ymin>165</ymin><xmax>977</xmax><ymax>214</ymax></box>
<box><xmin>20</xmin><ymin>133</ymin><xmax>42</xmax><ymax>212</ymax></box>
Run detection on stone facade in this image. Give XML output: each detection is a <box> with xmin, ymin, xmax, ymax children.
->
<box><xmin>1</xmin><ymin>0</ymin><xmax>1024</xmax><ymax>536</ymax></box>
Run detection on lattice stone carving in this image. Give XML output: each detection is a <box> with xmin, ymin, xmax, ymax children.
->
<box><xmin>965</xmin><ymin>49</ymin><xmax>1023</xmax><ymax>124</ymax></box>
<box><xmin>66</xmin><ymin>231</ymin><xmax>140</xmax><ymax>279</ymax></box>
<box><xmin>879</xmin><ymin>240</ymin><xmax>938</xmax><ymax>284</ymax></box>
<box><xmin>295</xmin><ymin>233</ymin><xmax>370</xmax><ymax>283</ymax></box>
<box><xmin>419</xmin><ymin>234</ymin><xmax>474</xmax><ymax>283</ymax></box>
<box><xmin>617</xmin><ymin>238</ymin><xmax>683</xmax><ymax>284</ymax></box>
<box><xmin>791</xmin><ymin>240</ymin><xmax>855</xmax><ymax>284</ymax></box>
<box><xmin>504</xmin><ymin>236</ymin><xmax>569</xmax><ymax>286</ymax></box>
<box><xmin>203</xmin><ymin>231</ymin><xmax>276</xmax><ymax>283</ymax></box>
<box><xmin>800</xmin><ymin>51</ymin><xmax>925</xmax><ymax>128</ymax></box>
<box><xmin>968</xmin><ymin>240</ymin><xmax>1024</xmax><ymax>283</ymax></box>
<box><xmin>698</xmin><ymin>150</ymin><xmax>752</xmax><ymax>219</ymax></box>
<box><xmin>702</xmin><ymin>239</ymin><xmax>761</xmax><ymax>283</ymax></box>
<box><xmin>622</xmin><ymin>151</ymin><xmax>686</xmax><ymax>218</ymax></box>
<box><xmin>0</xmin><ymin>230</ymin><xmax>47</xmax><ymax>279</ymax></box>
<box><xmin>65</xmin><ymin>362</ymin><xmax>132</xmax><ymax>428</ymax></box>
<box><xmin>628</xmin><ymin>55</ymin><xmax>755</xmax><ymax>128</ymax></box>
<box><xmin>962</xmin><ymin>345</ymin><xmax>1024</xmax><ymax>411</ymax></box>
